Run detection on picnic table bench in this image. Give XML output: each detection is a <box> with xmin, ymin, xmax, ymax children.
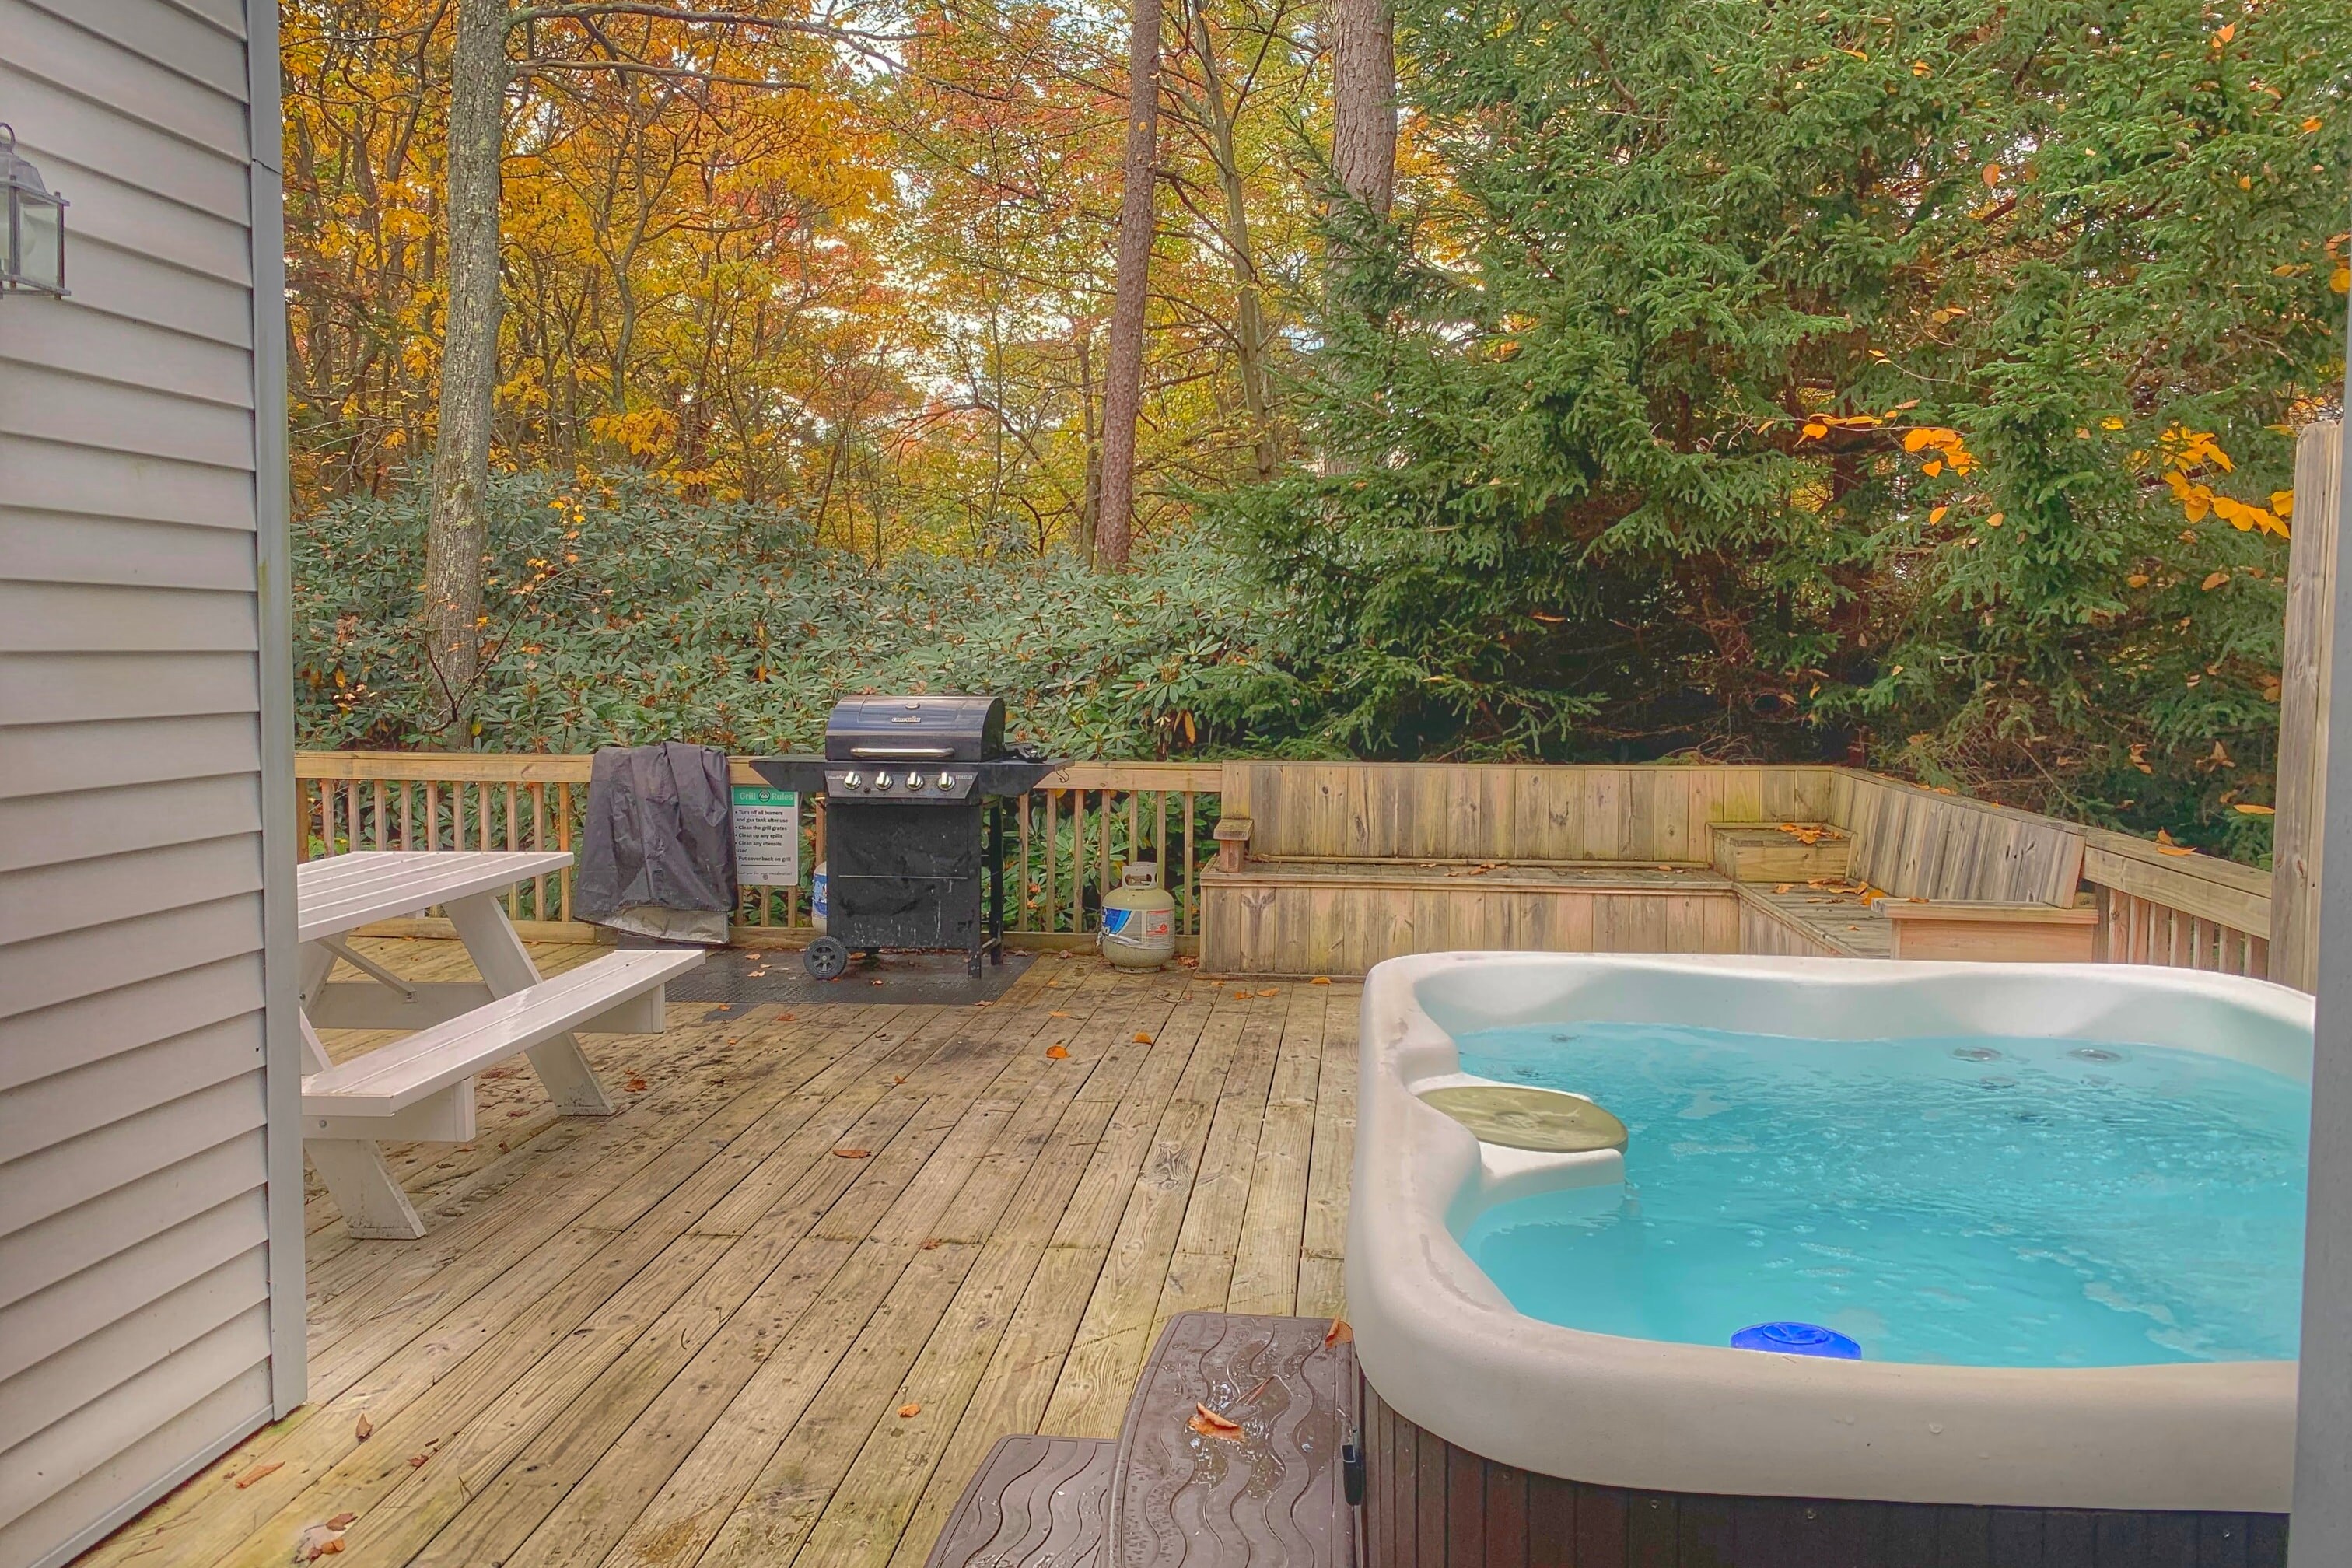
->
<box><xmin>296</xmin><ymin>851</ymin><xmax>702</xmax><ymax>1237</ymax></box>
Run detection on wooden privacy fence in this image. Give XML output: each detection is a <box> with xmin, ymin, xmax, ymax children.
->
<box><xmin>296</xmin><ymin>753</ymin><xmax>1223</xmax><ymax>945</ymax></box>
<box><xmin>297</xmin><ymin>752</ymin><xmax>2291</xmax><ymax>984</ymax></box>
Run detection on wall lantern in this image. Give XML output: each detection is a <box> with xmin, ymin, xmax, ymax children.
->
<box><xmin>1</xmin><ymin>124</ymin><xmax>68</xmax><ymax>299</ymax></box>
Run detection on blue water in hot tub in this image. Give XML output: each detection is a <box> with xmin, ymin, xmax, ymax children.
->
<box><xmin>1453</xmin><ymin>1023</ymin><xmax>2308</xmax><ymax>1367</ymax></box>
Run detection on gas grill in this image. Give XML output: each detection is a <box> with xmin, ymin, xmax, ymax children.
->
<box><xmin>751</xmin><ymin>696</ymin><xmax>1059</xmax><ymax>978</ymax></box>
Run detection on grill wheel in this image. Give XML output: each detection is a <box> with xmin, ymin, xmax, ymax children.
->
<box><xmin>803</xmin><ymin>936</ymin><xmax>850</xmax><ymax>980</ymax></box>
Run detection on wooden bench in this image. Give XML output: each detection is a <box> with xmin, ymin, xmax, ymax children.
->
<box><xmin>303</xmin><ymin>947</ymin><xmax>704</xmax><ymax>1237</ymax></box>
<box><xmin>1199</xmin><ymin>763</ymin><xmax>2098</xmax><ymax>974</ymax></box>
<box><xmin>1199</xmin><ymin>763</ymin><xmax>1840</xmax><ymax>974</ymax></box>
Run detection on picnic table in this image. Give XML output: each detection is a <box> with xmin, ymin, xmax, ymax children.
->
<box><xmin>296</xmin><ymin>851</ymin><xmax>702</xmax><ymax>1237</ymax></box>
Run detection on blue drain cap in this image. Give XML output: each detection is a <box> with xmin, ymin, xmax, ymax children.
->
<box><xmin>1731</xmin><ymin>1321</ymin><xmax>1861</xmax><ymax>1359</ymax></box>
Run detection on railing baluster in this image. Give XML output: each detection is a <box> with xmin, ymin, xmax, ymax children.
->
<box><xmin>1182</xmin><ymin>789</ymin><xmax>1196</xmax><ymax>936</ymax></box>
<box><xmin>557</xmin><ymin>782</ymin><xmax>574</xmax><ymax>920</ymax></box>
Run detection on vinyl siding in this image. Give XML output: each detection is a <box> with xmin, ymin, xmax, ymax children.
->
<box><xmin>0</xmin><ymin>1</ymin><xmax>299</xmax><ymax>1564</ymax></box>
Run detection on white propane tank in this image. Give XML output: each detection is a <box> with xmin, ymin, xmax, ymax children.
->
<box><xmin>1098</xmin><ymin>861</ymin><xmax>1177</xmax><ymax>969</ymax></box>
<box><xmin>811</xmin><ymin>859</ymin><xmax>828</xmax><ymax>935</ymax></box>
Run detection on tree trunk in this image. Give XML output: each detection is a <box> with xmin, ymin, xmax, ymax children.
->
<box><xmin>1190</xmin><ymin>0</ymin><xmax>1275</xmax><ymax>480</ymax></box>
<box><xmin>1095</xmin><ymin>0</ymin><xmax>1165</xmax><ymax>570</ymax></box>
<box><xmin>423</xmin><ymin>0</ymin><xmax>509</xmax><ymax>736</ymax></box>
<box><xmin>1330</xmin><ymin>0</ymin><xmax>1395</xmax><ymax>217</ymax></box>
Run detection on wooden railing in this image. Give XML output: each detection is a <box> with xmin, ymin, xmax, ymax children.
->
<box><xmin>296</xmin><ymin>753</ymin><xmax>1223</xmax><ymax>945</ymax></box>
<box><xmin>2081</xmin><ymin>828</ymin><xmax>2272</xmax><ymax>979</ymax></box>
<box><xmin>298</xmin><ymin>751</ymin><xmax>2286</xmax><ymax>983</ymax></box>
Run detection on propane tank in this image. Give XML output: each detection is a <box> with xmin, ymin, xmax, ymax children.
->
<box><xmin>1097</xmin><ymin>861</ymin><xmax>1177</xmax><ymax>969</ymax></box>
<box><xmin>810</xmin><ymin>859</ymin><xmax>828</xmax><ymax>934</ymax></box>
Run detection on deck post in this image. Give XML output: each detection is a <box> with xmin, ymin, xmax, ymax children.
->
<box><xmin>2291</xmin><ymin>343</ymin><xmax>2352</xmax><ymax>1562</ymax></box>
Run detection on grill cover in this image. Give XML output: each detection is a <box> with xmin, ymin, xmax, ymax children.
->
<box><xmin>824</xmin><ymin>695</ymin><xmax>1005</xmax><ymax>763</ymax></box>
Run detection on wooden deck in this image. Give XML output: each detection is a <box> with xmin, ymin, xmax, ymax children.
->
<box><xmin>79</xmin><ymin>940</ymin><xmax>1357</xmax><ymax>1568</ymax></box>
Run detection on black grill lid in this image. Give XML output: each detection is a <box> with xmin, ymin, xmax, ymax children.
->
<box><xmin>824</xmin><ymin>695</ymin><xmax>1006</xmax><ymax>763</ymax></box>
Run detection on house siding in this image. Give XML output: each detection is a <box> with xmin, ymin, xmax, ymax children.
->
<box><xmin>0</xmin><ymin>0</ymin><xmax>301</xmax><ymax>1564</ymax></box>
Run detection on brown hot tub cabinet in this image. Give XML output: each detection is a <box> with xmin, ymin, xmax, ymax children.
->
<box><xmin>1358</xmin><ymin>1379</ymin><xmax>2288</xmax><ymax>1568</ymax></box>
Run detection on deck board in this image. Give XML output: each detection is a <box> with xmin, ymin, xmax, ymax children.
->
<box><xmin>78</xmin><ymin>940</ymin><xmax>1360</xmax><ymax>1568</ymax></box>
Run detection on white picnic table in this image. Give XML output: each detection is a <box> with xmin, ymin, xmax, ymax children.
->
<box><xmin>296</xmin><ymin>851</ymin><xmax>702</xmax><ymax>1237</ymax></box>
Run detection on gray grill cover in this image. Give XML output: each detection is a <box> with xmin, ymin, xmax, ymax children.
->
<box><xmin>576</xmin><ymin>743</ymin><xmax>737</xmax><ymax>945</ymax></box>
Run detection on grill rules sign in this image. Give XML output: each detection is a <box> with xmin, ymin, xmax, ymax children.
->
<box><xmin>732</xmin><ymin>786</ymin><xmax>800</xmax><ymax>886</ymax></box>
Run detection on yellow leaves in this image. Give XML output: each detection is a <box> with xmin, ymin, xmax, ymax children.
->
<box><xmin>2201</xmin><ymin>570</ymin><xmax>2231</xmax><ymax>592</ymax></box>
<box><xmin>2102</xmin><ymin>417</ymin><xmax>2125</xmax><ymax>430</ymax></box>
<box><xmin>1796</xmin><ymin>414</ymin><xmax>1881</xmax><ymax>443</ymax></box>
<box><xmin>1921</xmin><ymin>460</ymin><xmax>1943</xmax><ymax>477</ymax></box>
<box><xmin>2212</xmin><ymin>22</ymin><xmax>2235</xmax><ymax>44</ymax></box>
<box><xmin>1911</xmin><ymin>60</ymin><xmax>1930</xmax><ymax>76</ymax></box>
<box><xmin>2126</xmin><ymin>572</ymin><xmax>2150</xmax><ymax>588</ymax></box>
<box><xmin>1985</xmin><ymin>513</ymin><xmax>2004</xmax><ymax>529</ymax></box>
<box><xmin>2154</xmin><ymin>829</ymin><xmax>2197</xmax><ymax>856</ymax></box>
<box><xmin>2305</xmin><ymin>117</ymin><xmax>2326</xmax><ymax>134</ymax></box>
<box><xmin>1837</xmin><ymin>47</ymin><xmax>1868</xmax><ymax>61</ymax></box>
<box><xmin>2273</xmin><ymin>491</ymin><xmax>2294</xmax><ymax>519</ymax></box>
<box><xmin>1981</xmin><ymin>163</ymin><xmax>2002</xmax><ymax>187</ymax></box>
<box><xmin>2235</xmin><ymin>803</ymin><xmax>2276</xmax><ymax>816</ymax></box>
<box><xmin>1927</xmin><ymin>506</ymin><xmax>1948</xmax><ymax>525</ymax></box>
<box><xmin>2161</xmin><ymin>427</ymin><xmax>2287</xmax><ymax>537</ymax></box>
<box><xmin>2334</xmin><ymin>265</ymin><xmax>2350</xmax><ymax>295</ymax></box>
<box><xmin>2130</xmin><ymin>744</ymin><xmax>2154</xmax><ymax>775</ymax></box>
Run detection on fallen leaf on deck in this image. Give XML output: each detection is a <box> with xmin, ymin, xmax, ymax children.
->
<box><xmin>834</xmin><ymin>1148</ymin><xmax>873</xmax><ymax>1159</ymax></box>
<box><xmin>508</xmin><ymin>1109</ymin><xmax>527</xmax><ymax>1118</ymax></box>
<box><xmin>1049</xmin><ymin>1010</ymin><xmax>1072</xmax><ymax>1018</ymax></box>
<box><xmin>1309</xmin><ymin>975</ymin><xmax>1332</xmax><ymax>985</ymax></box>
<box><xmin>354</xmin><ymin>1415</ymin><xmax>372</xmax><ymax>1441</ymax></box>
<box><xmin>1256</xmin><ymin>988</ymin><xmax>1279</xmax><ymax>997</ymax></box>
<box><xmin>1045</xmin><ymin>1045</ymin><xmax>1070</xmax><ymax>1059</ymax></box>
<box><xmin>1773</xmin><ymin>884</ymin><xmax>1794</xmax><ymax>894</ymax></box>
<box><xmin>408</xmin><ymin>1454</ymin><xmax>429</xmax><ymax>1468</ymax></box>
<box><xmin>1324</xmin><ymin>1317</ymin><xmax>1354</xmax><ymax>1347</ymax></box>
<box><xmin>1232</xmin><ymin>991</ymin><xmax>1251</xmax><ymax>999</ymax></box>
<box><xmin>327</xmin><ymin>1513</ymin><xmax>358</xmax><ymax>1530</ymax></box>
<box><xmin>892</xmin><ymin>1074</ymin><xmax>907</xmax><ymax>1083</ymax></box>
<box><xmin>899</xmin><ymin>1403</ymin><xmax>922</xmax><ymax>1418</ymax></box>
<box><xmin>294</xmin><ymin>1523</ymin><xmax>346</xmax><ymax>1561</ymax></box>
<box><xmin>1189</xmin><ymin>1403</ymin><xmax>1244</xmax><ymax>1440</ymax></box>
<box><xmin>1133</xmin><ymin>1032</ymin><xmax>1154</xmax><ymax>1044</ymax></box>
<box><xmin>625</xmin><ymin>1076</ymin><xmax>649</xmax><ymax>1093</ymax></box>
<box><xmin>780</xmin><ymin>1012</ymin><xmax>795</xmax><ymax>1020</ymax></box>
<box><xmin>922</xmin><ymin>1237</ymin><xmax>942</xmax><ymax>1249</ymax></box>
<box><xmin>235</xmin><ymin>1461</ymin><xmax>282</xmax><ymax>1489</ymax></box>
<box><xmin>871</xmin><ymin>978</ymin><xmax>885</xmax><ymax>986</ymax></box>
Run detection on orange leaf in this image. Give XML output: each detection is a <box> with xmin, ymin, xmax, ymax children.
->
<box><xmin>354</xmin><ymin>1414</ymin><xmax>373</xmax><ymax>1442</ymax></box>
<box><xmin>2202</xmin><ymin>571</ymin><xmax>2230</xmax><ymax>591</ymax></box>
<box><xmin>834</xmin><ymin>1148</ymin><xmax>872</xmax><ymax>1158</ymax></box>
<box><xmin>1921</xmin><ymin>459</ymin><xmax>1943</xmax><ymax>477</ymax></box>
<box><xmin>1774</xmin><ymin>883</ymin><xmax>1794</xmax><ymax>894</ymax></box>
<box><xmin>1986</xmin><ymin>512</ymin><xmax>2004</xmax><ymax>529</ymax></box>
<box><xmin>2235</xmin><ymin>803</ymin><xmax>2277</xmax><ymax>816</ymax></box>
<box><xmin>898</xmin><ymin>1403</ymin><xmax>922</xmax><ymax>1418</ymax></box>
<box><xmin>1133</xmin><ymin>1032</ymin><xmax>1155</xmax><ymax>1044</ymax></box>
<box><xmin>1232</xmin><ymin>990</ymin><xmax>1251</xmax><ymax>999</ymax></box>
<box><xmin>408</xmin><ymin>1454</ymin><xmax>429</xmax><ymax>1468</ymax></box>
<box><xmin>1982</xmin><ymin>163</ymin><xmax>2002</xmax><ymax>187</ymax></box>
<box><xmin>1257</xmin><ymin>988</ymin><xmax>1279</xmax><ymax>997</ymax></box>
<box><xmin>1801</xmin><ymin>422</ymin><xmax>1829</xmax><ymax>440</ymax></box>
<box><xmin>1045</xmin><ymin>1045</ymin><xmax>1069</xmax><ymax>1059</ymax></box>
<box><xmin>1189</xmin><ymin>1403</ymin><xmax>1244</xmax><ymax>1440</ymax></box>
<box><xmin>1048</xmin><ymin>1010</ymin><xmax>1072</xmax><ymax>1018</ymax></box>
<box><xmin>1325</xmin><ymin>1317</ymin><xmax>1354</xmax><ymax>1347</ymax></box>
<box><xmin>234</xmin><ymin>1461</ymin><xmax>282</xmax><ymax>1489</ymax></box>
<box><xmin>1928</xmin><ymin>506</ymin><xmax>1948</xmax><ymax>524</ymax></box>
<box><xmin>625</xmin><ymin>1075</ymin><xmax>649</xmax><ymax>1093</ymax></box>
<box><xmin>1310</xmin><ymin>975</ymin><xmax>1332</xmax><ymax>985</ymax></box>
<box><xmin>327</xmin><ymin>1513</ymin><xmax>359</xmax><ymax>1530</ymax></box>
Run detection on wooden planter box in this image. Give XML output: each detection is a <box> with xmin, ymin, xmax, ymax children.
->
<box><xmin>1881</xmin><ymin>901</ymin><xmax>2098</xmax><ymax>963</ymax></box>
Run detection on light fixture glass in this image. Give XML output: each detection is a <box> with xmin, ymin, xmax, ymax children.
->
<box><xmin>2</xmin><ymin>123</ymin><xmax>68</xmax><ymax>298</ymax></box>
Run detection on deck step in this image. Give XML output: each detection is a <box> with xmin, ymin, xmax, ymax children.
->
<box><xmin>923</xmin><ymin>1435</ymin><xmax>1114</xmax><ymax>1568</ymax></box>
<box><xmin>1110</xmin><ymin>1312</ymin><xmax>1360</xmax><ymax>1568</ymax></box>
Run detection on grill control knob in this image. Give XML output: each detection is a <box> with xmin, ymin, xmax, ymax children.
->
<box><xmin>905</xmin><ymin>773</ymin><xmax>926</xmax><ymax>792</ymax></box>
<box><xmin>877</xmin><ymin>772</ymin><xmax>894</xmax><ymax>790</ymax></box>
<box><xmin>844</xmin><ymin>772</ymin><xmax>862</xmax><ymax>790</ymax></box>
<box><xmin>937</xmin><ymin>771</ymin><xmax>954</xmax><ymax>790</ymax></box>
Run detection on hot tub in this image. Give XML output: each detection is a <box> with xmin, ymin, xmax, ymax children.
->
<box><xmin>1348</xmin><ymin>953</ymin><xmax>2309</xmax><ymax>1565</ymax></box>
